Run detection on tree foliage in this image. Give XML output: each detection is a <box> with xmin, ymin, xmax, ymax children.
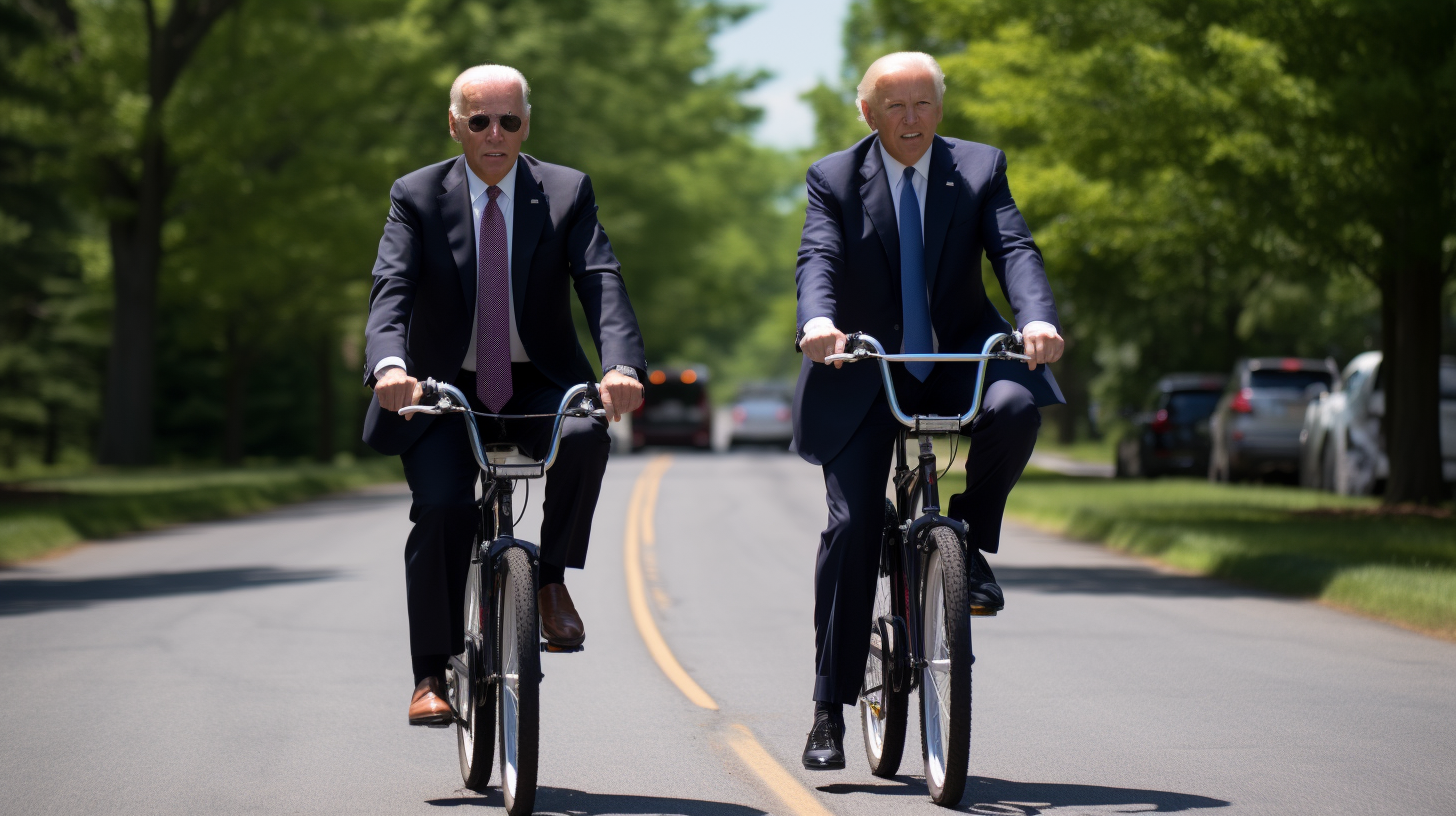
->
<box><xmin>824</xmin><ymin>0</ymin><xmax>1453</xmax><ymax>501</ymax></box>
<box><xmin>2</xmin><ymin>0</ymin><xmax>801</xmax><ymax>468</ymax></box>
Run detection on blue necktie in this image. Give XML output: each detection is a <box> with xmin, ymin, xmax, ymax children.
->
<box><xmin>898</xmin><ymin>166</ymin><xmax>933</xmax><ymax>381</ymax></box>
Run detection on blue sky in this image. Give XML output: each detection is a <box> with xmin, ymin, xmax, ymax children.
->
<box><xmin>711</xmin><ymin>0</ymin><xmax>855</xmax><ymax>149</ymax></box>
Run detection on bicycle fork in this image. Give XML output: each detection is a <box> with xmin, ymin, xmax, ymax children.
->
<box><xmin>891</xmin><ymin>431</ymin><xmax>971</xmax><ymax>686</ymax></box>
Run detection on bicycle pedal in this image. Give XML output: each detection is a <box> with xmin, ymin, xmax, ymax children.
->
<box><xmin>969</xmin><ymin>607</ymin><xmax>999</xmax><ymax>617</ymax></box>
<box><xmin>541</xmin><ymin>641</ymin><xmax>584</xmax><ymax>653</ymax></box>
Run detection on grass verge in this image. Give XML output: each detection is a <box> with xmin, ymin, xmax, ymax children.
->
<box><xmin>941</xmin><ymin>468</ymin><xmax>1456</xmax><ymax>638</ymax></box>
<box><xmin>0</xmin><ymin>460</ymin><xmax>404</xmax><ymax>564</ymax></box>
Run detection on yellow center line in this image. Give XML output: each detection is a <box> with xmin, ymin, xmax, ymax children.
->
<box><xmin>725</xmin><ymin>724</ymin><xmax>836</xmax><ymax>816</ymax></box>
<box><xmin>622</xmin><ymin>456</ymin><xmax>837</xmax><ymax>816</ymax></box>
<box><xmin>622</xmin><ymin>455</ymin><xmax>718</xmax><ymax>710</ymax></box>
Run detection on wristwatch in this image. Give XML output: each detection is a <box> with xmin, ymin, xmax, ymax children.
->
<box><xmin>611</xmin><ymin>365</ymin><xmax>640</xmax><ymax>382</ymax></box>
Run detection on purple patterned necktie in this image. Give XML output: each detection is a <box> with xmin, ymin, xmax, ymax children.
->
<box><xmin>476</xmin><ymin>185</ymin><xmax>512</xmax><ymax>412</ymax></box>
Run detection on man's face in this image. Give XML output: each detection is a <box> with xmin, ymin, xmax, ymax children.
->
<box><xmin>861</xmin><ymin>67</ymin><xmax>942</xmax><ymax>167</ymax></box>
<box><xmin>448</xmin><ymin>78</ymin><xmax>530</xmax><ymax>185</ymax></box>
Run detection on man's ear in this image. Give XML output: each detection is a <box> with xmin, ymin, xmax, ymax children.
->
<box><xmin>447</xmin><ymin>111</ymin><xmax>460</xmax><ymax>144</ymax></box>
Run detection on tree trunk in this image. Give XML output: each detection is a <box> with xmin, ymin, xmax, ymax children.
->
<box><xmin>97</xmin><ymin>116</ymin><xmax>167</xmax><ymax>465</ymax></box>
<box><xmin>95</xmin><ymin>0</ymin><xmax>241</xmax><ymax>465</ymax></box>
<box><xmin>1055</xmin><ymin>347</ymin><xmax>1085</xmax><ymax>445</ymax></box>
<box><xmin>223</xmin><ymin>322</ymin><xmax>249</xmax><ymax>467</ymax></box>
<box><xmin>1380</xmin><ymin>163</ymin><xmax>1448</xmax><ymax>505</ymax></box>
<box><xmin>43</xmin><ymin>404</ymin><xmax>60</xmax><ymax>466</ymax></box>
<box><xmin>315</xmin><ymin>334</ymin><xmax>336</xmax><ymax>463</ymax></box>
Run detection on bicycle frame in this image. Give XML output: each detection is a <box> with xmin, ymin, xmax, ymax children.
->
<box><xmin>401</xmin><ymin>381</ymin><xmax>604</xmax><ymax>699</ymax></box>
<box><xmin>836</xmin><ymin>332</ymin><xmax>1028</xmax><ymax>686</ymax></box>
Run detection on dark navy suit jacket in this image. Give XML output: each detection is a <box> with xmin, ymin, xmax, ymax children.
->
<box><xmin>362</xmin><ymin>154</ymin><xmax>646</xmax><ymax>456</ymax></box>
<box><xmin>793</xmin><ymin>133</ymin><xmax>1064</xmax><ymax>466</ymax></box>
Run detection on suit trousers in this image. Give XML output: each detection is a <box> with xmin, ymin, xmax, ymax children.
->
<box><xmin>399</xmin><ymin>363</ymin><xmax>610</xmax><ymax>673</ymax></box>
<box><xmin>812</xmin><ymin>368</ymin><xmax>1040</xmax><ymax>704</ymax></box>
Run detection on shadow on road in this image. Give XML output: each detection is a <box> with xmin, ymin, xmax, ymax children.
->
<box><xmin>427</xmin><ymin>786</ymin><xmax>769</xmax><ymax>815</ymax></box>
<box><xmin>998</xmin><ymin>565</ymin><xmax>1263</xmax><ymax>599</ymax></box>
<box><xmin>0</xmin><ymin>566</ymin><xmax>340</xmax><ymax>616</ymax></box>
<box><xmin>819</xmin><ymin>775</ymin><xmax>1228</xmax><ymax>812</ymax></box>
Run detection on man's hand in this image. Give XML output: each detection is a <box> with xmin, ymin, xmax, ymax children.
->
<box><xmin>600</xmin><ymin>369</ymin><xmax>643</xmax><ymax>422</ymax></box>
<box><xmin>1021</xmin><ymin>321</ymin><xmax>1064</xmax><ymax>371</ymax></box>
<box><xmin>801</xmin><ymin>318</ymin><xmax>848</xmax><ymax>369</ymax></box>
<box><xmin>374</xmin><ymin>366</ymin><xmax>423</xmax><ymax>420</ymax></box>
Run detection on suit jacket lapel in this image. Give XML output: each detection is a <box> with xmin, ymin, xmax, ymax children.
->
<box><xmin>436</xmin><ymin>157</ymin><xmax>475</xmax><ymax>316</ymax></box>
<box><xmin>858</xmin><ymin>137</ymin><xmax>900</xmax><ymax>277</ymax></box>
<box><xmin>922</xmin><ymin>136</ymin><xmax>957</xmax><ymax>294</ymax></box>
<box><xmin>512</xmin><ymin>156</ymin><xmax>547</xmax><ymax>326</ymax></box>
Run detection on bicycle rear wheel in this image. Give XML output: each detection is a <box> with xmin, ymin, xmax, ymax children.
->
<box><xmin>919</xmin><ymin>525</ymin><xmax>971</xmax><ymax>807</ymax></box>
<box><xmin>452</xmin><ymin>555</ymin><xmax>495</xmax><ymax>791</ymax></box>
<box><xmin>497</xmin><ymin>546</ymin><xmax>539</xmax><ymax>816</ymax></box>
<box><xmin>860</xmin><ymin>501</ymin><xmax>908</xmax><ymax>777</ymax></box>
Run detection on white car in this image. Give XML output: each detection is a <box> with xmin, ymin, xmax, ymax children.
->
<box><xmin>1299</xmin><ymin>352</ymin><xmax>1456</xmax><ymax>494</ymax></box>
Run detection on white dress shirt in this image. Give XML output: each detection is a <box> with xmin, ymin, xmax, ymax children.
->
<box><xmin>800</xmin><ymin>139</ymin><xmax>1054</xmax><ymax>347</ymax></box>
<box><xmin>373</xmin><ymin>162</ymin><xmax>529</xmax><ymax>378</ymax></box>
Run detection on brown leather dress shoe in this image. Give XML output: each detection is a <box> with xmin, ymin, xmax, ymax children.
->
<box><xmin>408</xmin><ymin>676</ymin><xmax>452</xmax><ymax>727</ymax></box>
<box><xmin>538</xmin><ymin>583</ymin><xmax>585</xmax><ymax>647</ymax></box>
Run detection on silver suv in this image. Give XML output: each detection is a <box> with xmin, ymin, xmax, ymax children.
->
<box><xmin>1299</xmin><ymin>352</ymin><xmax>1456</xmax><ymax>494</ymax></box>
<box><xmin>1209</xmin><ymin>357</ymin><xmax>1339</xmax><ymax>482</ymax></box>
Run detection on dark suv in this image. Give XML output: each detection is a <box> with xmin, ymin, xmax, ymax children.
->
<box><xmin>1210</xmin><ymin>357</ymin><xmax>1339</xmax><ymax>482</ymax></box>
<box><xmin>632</xmin><ymin>365</ymin><xmax>711</xmax><ymax>448</ymax></box>
<box><xmin>1115</xmin><ymin>374</ymin><xmax>1227</xmax><ymax>477</ymax></box>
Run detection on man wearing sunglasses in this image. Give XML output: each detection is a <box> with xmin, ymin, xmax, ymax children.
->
<box><xmin>362</xmin><ymin>64</ymin><xmax>647</xmax><ymax>726</ymax></box>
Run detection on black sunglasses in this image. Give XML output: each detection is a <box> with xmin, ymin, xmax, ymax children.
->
<box><xmin>464</xmin><ymin>112</ymin><xmax>523</xmax><ymax>133</ymax></box>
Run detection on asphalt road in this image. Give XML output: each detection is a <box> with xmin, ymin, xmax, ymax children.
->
<box><xmin>3</xmin><ymin>451</ymin><xmax>1454</xmax><ymax>815</ymax></box>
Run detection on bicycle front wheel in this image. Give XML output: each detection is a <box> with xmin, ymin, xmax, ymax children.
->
<box><xmin>860</xmin><ymin>501</ymin><xmax>908</xmax><ymax>776</ymax></box>
<box><xmin>497</xmin><ymin>546</ymin><xmax>540</xmax><ymax>816</ymax></box>
<box><xmin>919</xmin><ymin>525</ymin><xmax>972</xmax><ymax>807</ymax></box>
<box><xmin>453</xmin><ymin>555</ymin><xmax>495</xmax><ymax>791</ymax></box>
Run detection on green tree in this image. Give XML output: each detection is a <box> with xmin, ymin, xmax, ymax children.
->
<box><xmin>0</xmin><ymin>0</ymin><xmax>103</xmax><ymax>468</ymax></box>
<box><xmin>832</xmin><ymin>0</ymin><xmax>1451</xmax><ymax>501</ymax></box>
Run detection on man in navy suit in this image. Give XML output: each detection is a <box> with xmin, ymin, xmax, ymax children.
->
<box><xmin>793</xmin><ymin>52</ymin><xmax>1065</xmax><ymax>768</ymax></box>
<box><xmin>363</xmin><ymin>65</ymin><xmax>647</xmax><ymax>725</ymax></box>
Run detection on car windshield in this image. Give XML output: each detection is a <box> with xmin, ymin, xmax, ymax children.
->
<box><xmin>645</xmin><ymin>382</ymin><xmax>703</xmax><ymax>404</ymax></box>
<box><xmin>1167</xmin><ymin>390</ymin><xmax>1221</xmax><ymax>420</ymax></box>
<box><xmin>1249</xmin><ymin>370</ymin><xmax>1332</xmax><ymax>392</ymax></box>
<box><xmin>738</xmin><ymin>385</ymin><xmax>791</xmax><ymax>402</ymax></box>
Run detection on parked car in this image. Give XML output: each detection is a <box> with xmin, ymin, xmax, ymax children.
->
<box><xmin>1299</xmin><ymin>352</ymin><xmax>1456</xmax><ymax>494</ymax></box>
<box><xmin>1114</xmin><ymin>373</ymin><xmax>1227</xmax><ymax>477</ymax></box>
<box><xmin>633</xmin><ymin>365</ymin><xmax>711</xmax><ymax>448</ymax></box>
<box><xmin>726</xmin><ymin>381</ymin><xmax>794</xmax><ymax>448</ymax></box>
<box><xmin>1209</xmin><ymin>357</ymin><xmax>1339</xmax><ymax>482</ymax></box>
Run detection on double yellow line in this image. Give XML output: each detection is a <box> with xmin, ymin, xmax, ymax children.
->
<box><xmin>622</xmin><ymin>456</ymin><xmax>833</xmax><ymax>816</ymax></box>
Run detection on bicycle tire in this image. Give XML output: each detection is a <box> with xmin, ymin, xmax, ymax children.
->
<box><xmin>860</xmin><ymin>500</ymin><xmax>908</xmax><ymax>777</ymax></box>
<box><xmin>497</xmin><ymin>546</ymin><xmax>540</xmax><ymax>816</ymax></box>
<box><xmin>453</xmin><ymin>556</ymin><xmax>495</xmax><ymax>791</ymax></box>
<box><xmin>918</xmin><ymin>525</ymin><xmax>971</xmax><ymax>807</ymax></box>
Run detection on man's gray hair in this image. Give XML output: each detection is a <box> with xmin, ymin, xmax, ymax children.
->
<box><xmin>449</xmin><ymin>64</ymin><xmax>532</xmax><ymax>115</ymax></box>
<box><xmin>856</xmin><ymin>52</ymin><xmax>945</xmax><ymax>121</ymax></box>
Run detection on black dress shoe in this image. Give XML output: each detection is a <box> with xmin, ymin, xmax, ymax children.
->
<box><xmin>968</xmin><ymin>548</ymin><xmax>1005</xmax><ymax>616</ymax></box>
<box><xmin>801</xmin><ymin>711</ymin><xmax>845</xmax><ymax>770</ymax></box>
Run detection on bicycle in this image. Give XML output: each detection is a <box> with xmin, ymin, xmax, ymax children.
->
<box><xmin>399</xmin><ymin>379</ymin><xmax>605</xmax><ymax>816</ymax></box>
<box><xmin>825</xmin><ymin>330</ymin><xmax>1030</xmax><ymax>807</ymax></box>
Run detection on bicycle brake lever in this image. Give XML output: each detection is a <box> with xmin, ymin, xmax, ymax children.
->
<box><xmin>398</xmin><ymin>404</ymin><xmax>442</xmax><ymax>416</ymax></box>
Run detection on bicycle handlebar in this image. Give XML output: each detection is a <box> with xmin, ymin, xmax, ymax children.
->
<box><xmin>824</xmin><ymin>332</ymin><xmax>1030</xmax><ymax>431</ymax></box>
<box><xmin>397</xmin><ymin>380</ymin><xmax>604</xmax><ymax>477</ymax></box>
